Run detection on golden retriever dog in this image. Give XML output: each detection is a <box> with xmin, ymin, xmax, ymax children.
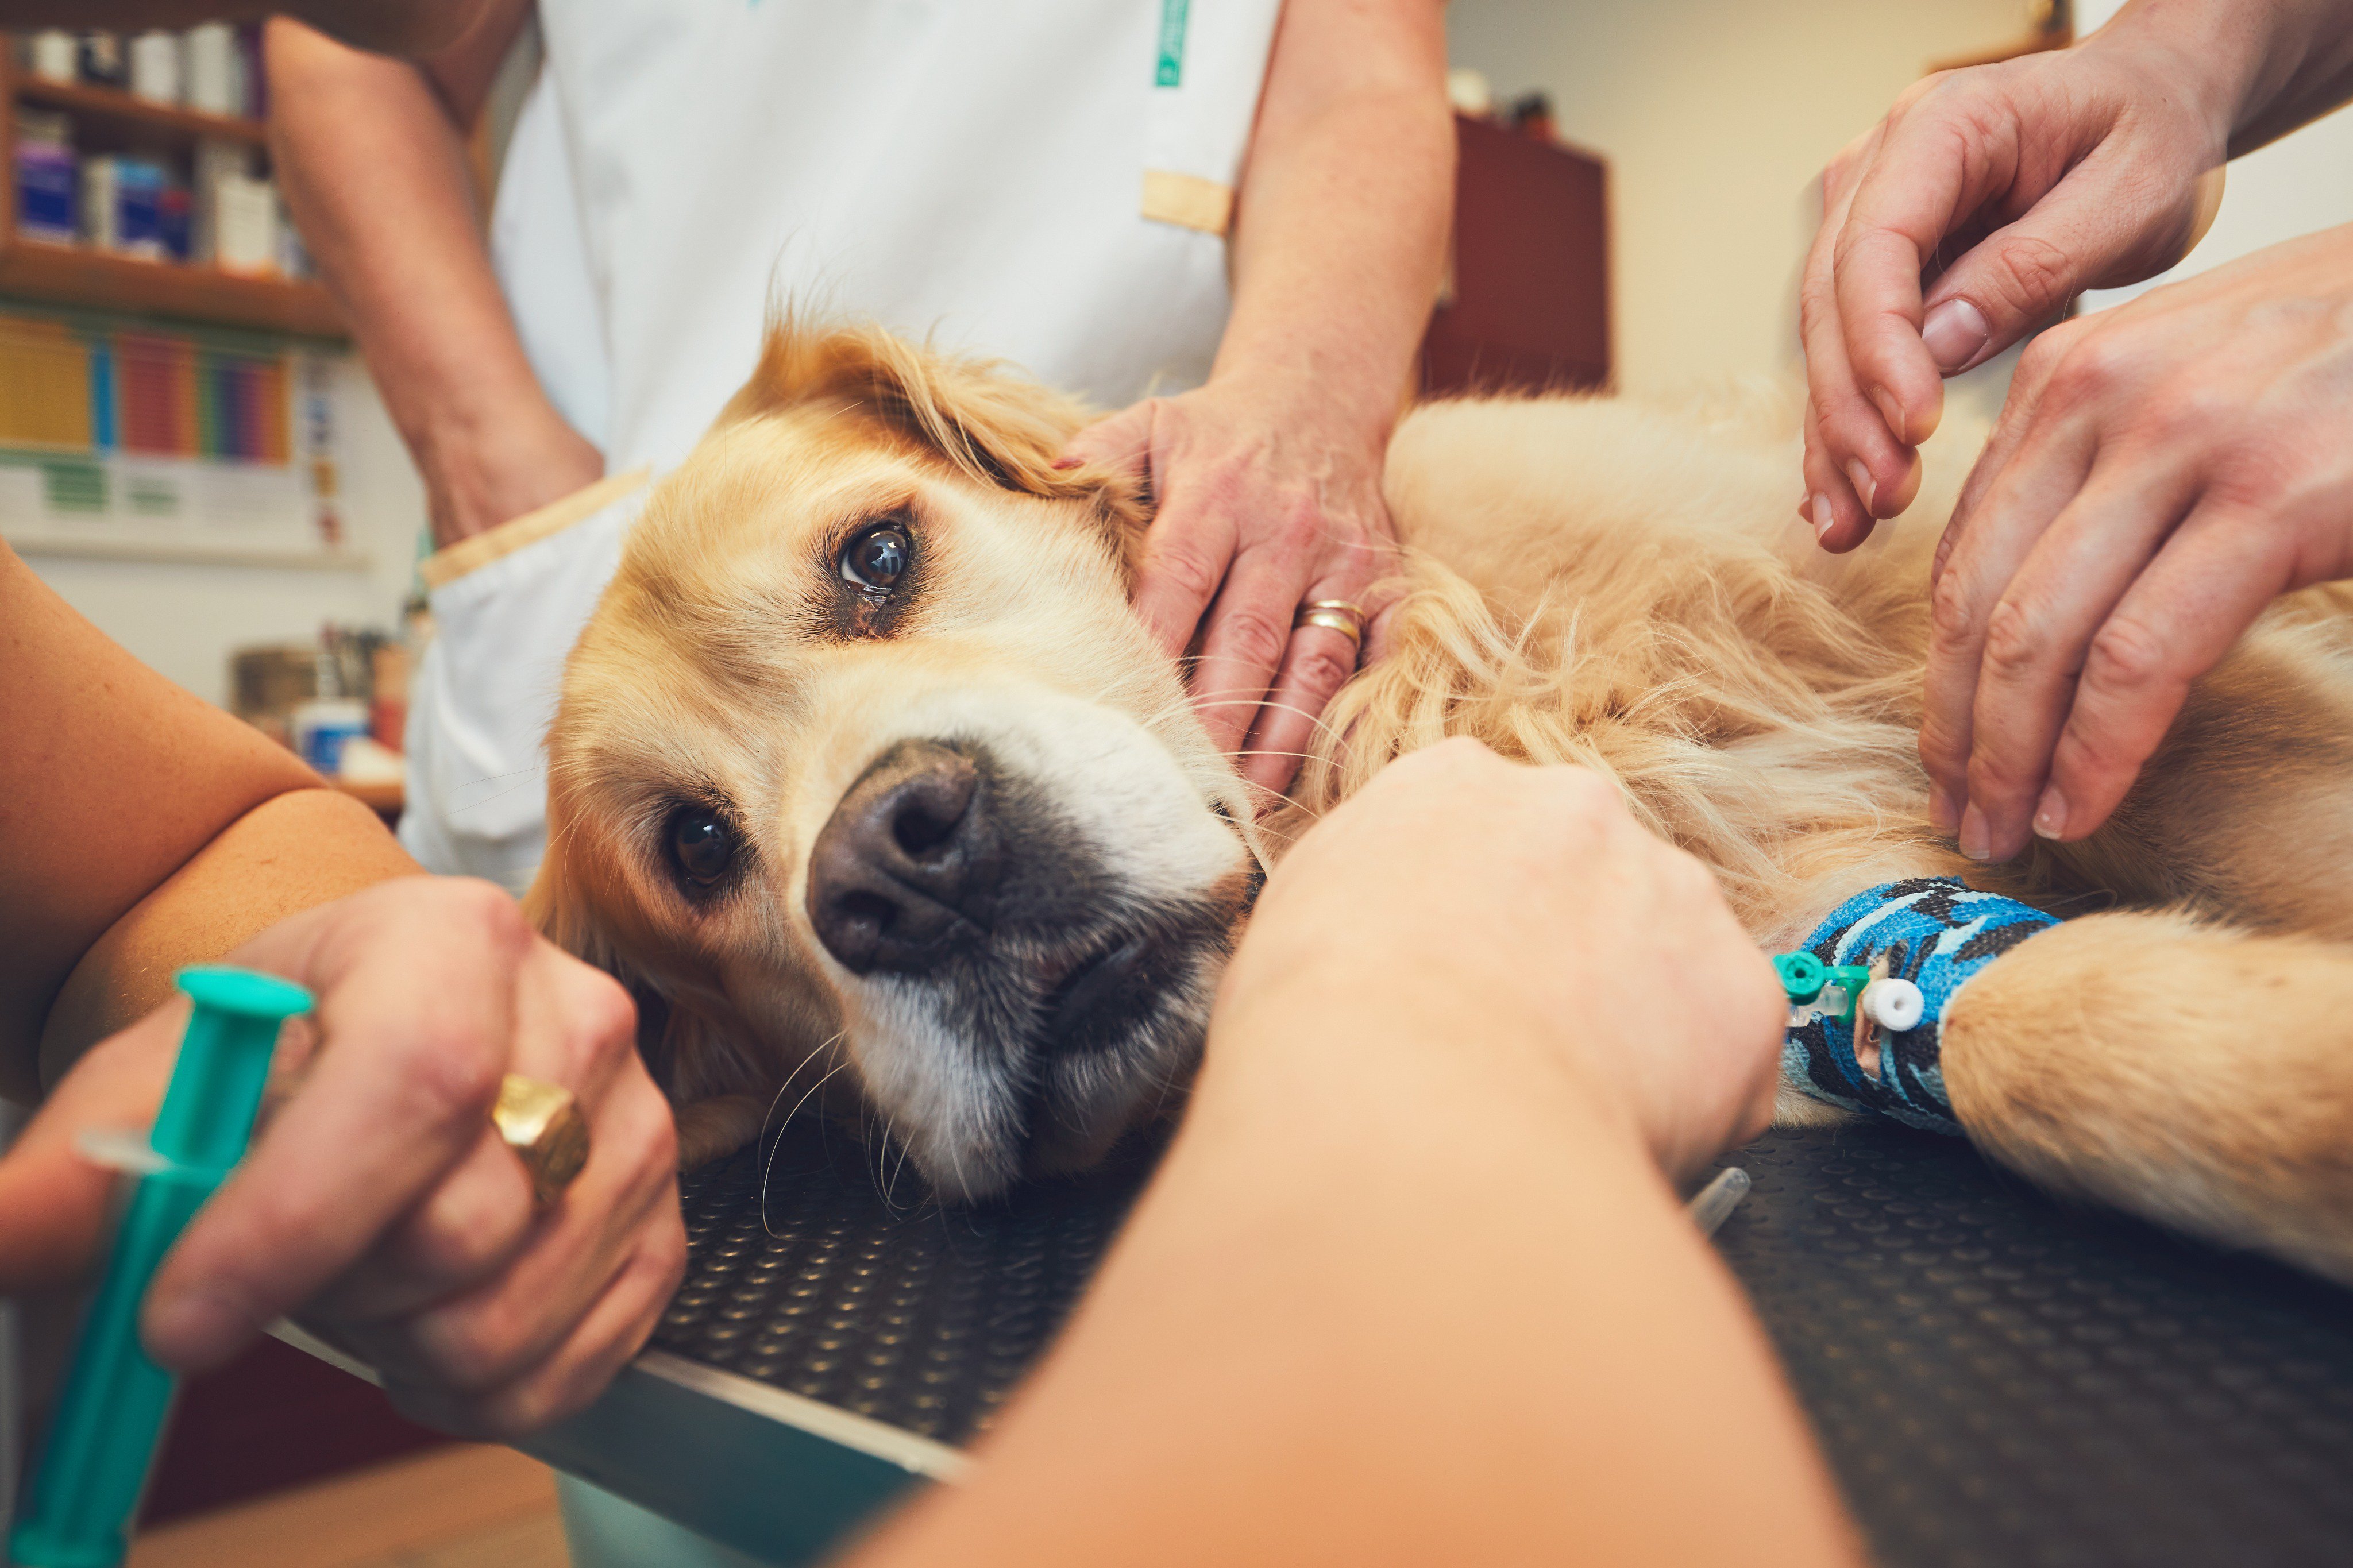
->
<box><xmin>529</xmin><ymin>320</ymin><xmax>2353</xmax><ymax>1284</ymax></box>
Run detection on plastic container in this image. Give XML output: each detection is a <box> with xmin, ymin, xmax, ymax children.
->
<box><xmin>292</xmin><ymin>698</ymin><xmax>369</xmax><ymax>775</ymax></box>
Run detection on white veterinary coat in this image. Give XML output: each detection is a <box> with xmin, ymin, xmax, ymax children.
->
<box><xmin>402</xmin><ymin>0</ymin><xmax>1282</xmax><ymax>890</ymax></box>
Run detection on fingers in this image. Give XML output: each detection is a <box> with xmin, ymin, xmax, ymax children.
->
<box><xmin>1829</xmin><ymin>82</ymin><xmax>2031</xmax><ymax>446</ymax></box>
<box><xmin>1920</xmin><ymin>142</ymin><xmax>2217</xmax><ymax>374</ymax></box>
<box><xmin>306</xmin><ymin>943</ymin><xmax>673</xmax><ymax>1408</ymax></box>
<box><xmin>1798</xmin><ymin>133</ymin><xmax>1901</xmax><ymax>551</ymax></box>
<box><xmin>1069</xmin><ymin>402</ymin><xmax>1236</xmax><ymax>661</ymax></box>
<box><xmin>1131</xmin><ymin>484</ymin><xmax>1241</xmax><ymax>662</ymax></box>
<box><xmin>1918</xmin><ymin>343</ymin><xmax>2097</xmax><ymax>841</ymax></box>
<box><xmin>1237</xmin><ymin>622</ymin><xmax>1362</xmax><ymax>796</ymax></box>
<box><xmin>378</xmin><ymin>1219</ymin><xmax>684</xmax><ymax>1440</ymax></box>
<box><xmin>1188</xmin><ymin>539</ymin><xmax>1313</xmax><ymax>761</ymax></box>
<box><xmin>334</xmin><ymin>1065</ymin><xmax>677</xmax><ymax>1415</ymax></box>
<box><xmin>0</xmin><ymin>1007</ymin><xmax>181</xmax><ymax>1294</ymax></box>
<box><xmin>1059</xmin><ymin>401</ymin><xmax>1156</xmax><ymax>478</ymax></box>
<box><xmin>2036</xmin><ymin>508</ymin><xmax>2295</xmax><ymax>844</ymax></box>
<box><xmin>1957</xmin><ymin>470</ymin><xmax>2194</xmax><ymax>861</ymax></box>
<box><xmin>146</xmin><ymin>880</ymin><xmax>533</xmax><ymax>1369</ymax></box>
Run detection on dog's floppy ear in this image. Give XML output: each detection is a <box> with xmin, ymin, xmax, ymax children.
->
<box><xmin>718</xmin><ymin>316</ymin><xmax>1152</xmax><ymax>537</ymax></box>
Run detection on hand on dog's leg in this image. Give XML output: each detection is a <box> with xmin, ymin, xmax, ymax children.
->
<box><xmin>1944</xmin><ymin>910</ymin><xmax>2353</xmax><ymax>1285</ymax></box>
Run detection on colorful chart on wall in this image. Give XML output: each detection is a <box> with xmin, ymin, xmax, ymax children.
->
<box><xmin>0</xmin><ymin>308</ymin><xmax>357</xmax><ymax>567</ymax></box>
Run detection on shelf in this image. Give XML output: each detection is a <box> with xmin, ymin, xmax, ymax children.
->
<box><xmin>14</xmin><ymin>75</ymin><xmax>268</xmax><ymax>146</ymax></box>
<box><xmin>0</xmin><ymin>240</ymin><xmax>344</xmax><ymax>338</ymax></box>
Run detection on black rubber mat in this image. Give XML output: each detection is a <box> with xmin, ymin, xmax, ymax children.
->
<box><xmin>656</xmin><ymin>1118</ymin><xmax>2353</xmax><ymax>1567</ymax></box>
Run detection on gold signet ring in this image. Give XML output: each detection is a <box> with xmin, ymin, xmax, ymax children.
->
<box><xmin>493</xmin><ymin>1074</ymin><xmax>591</xmax><ymax>1204</ymax></box>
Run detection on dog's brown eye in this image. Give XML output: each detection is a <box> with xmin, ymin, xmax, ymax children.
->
<box><xmin>669</xmin><ymin>808</ymin><xmax>735</xmax><ymax>887</ymax></box>
<box><xmin>839</xmin><ymin>521</ymin><xmax>911</xmax><ymax>594</ymax></box>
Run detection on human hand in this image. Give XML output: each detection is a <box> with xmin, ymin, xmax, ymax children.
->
<box><xmin>0</xmin><ymin>877</ymin><xmax>682</xmax><ymax>1438</ymax></box>
<box><xmin>1219</xmin><ymin>739</ymin><xmax>1784</xmax><ymax>1182</ymax></box>
<box><xmin>1063</xmin><ymin>371</ymin><xmax>1400</xmax><ymax>797</ymax></box>
<box><xmin>1801</xmin><ymin>24</ymin><xmax>2236</xmax><ymax>550</ymax></box>
<box><xmin>419</xmin><ymin>401</ymin><xmax>605</xmax><ymax>549</ymax></box>
<box><xmin>1920</xmin><ymin>223</ymin><xmax>2353</xmax><ymax>862</ymax></box>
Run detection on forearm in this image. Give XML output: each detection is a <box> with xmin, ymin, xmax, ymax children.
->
<box><xmin>853</xmin><ymin>988</ymin><xmax>1859</xmax><ymax>1568</ymax></box>
<box><xmin>1217</xmin><ymin>0</ymin><xmax>1453</xmax><ymax>443</ymax></box>
<box><xmin>38</xmin><ymin>789</ymin><xmax>419</xmax><ymax>1084</ymax></box>
<box><xmin>267</xmin><ymin>15</ymin><xmax>596</xmax><ymax>544</ymax></box>
<box><xmin>5</xmin><ymin>2</ymin><xmax>483</xmax><ymax>55</ymax></box>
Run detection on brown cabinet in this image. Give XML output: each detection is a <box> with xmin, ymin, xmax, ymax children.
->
<box><xmin>1421</xmin><ymin>114</ymin><xmax>1609</xmax><ymax>397</ymax></box>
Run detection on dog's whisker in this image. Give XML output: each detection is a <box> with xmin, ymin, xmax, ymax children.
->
<box><xmin>762</xmin><ymin>1038</ymin><xmax>851</xmax><ymax>1240</ymax></box>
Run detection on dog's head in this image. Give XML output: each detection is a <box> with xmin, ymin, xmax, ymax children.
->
<box><xmin>528</xmin><ymin>323</ymin><xmax>1260</xmax><ymax>1200</ymax></box>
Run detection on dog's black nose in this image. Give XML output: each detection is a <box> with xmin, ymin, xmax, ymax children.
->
<box><xmin>808</xmin><ymin>740</ymin><xmax>1001</xmax><ymax>975</ymax></box>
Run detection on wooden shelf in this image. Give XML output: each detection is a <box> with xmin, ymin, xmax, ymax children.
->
<box><xmin>0</xmin><ymin>240</ymin><xmax>344</xmax><ymax>337</ymax></box>
<box><xmin>2</xmin><ymin>67</ymin><xmax>344</xmax><ymax>337</ymax></box>
<box><xmin>14</xmin><ymin>75</ymin><xmax>269</xmax><ymax>147</ymax></box>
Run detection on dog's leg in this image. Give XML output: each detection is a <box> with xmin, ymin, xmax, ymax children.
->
<box><xmin>1943</xmin><ymin>908</ymin><xmax>2353</xmax><ymax>1284</ymax></box>
<box><xmin>672</xmin><ymin>1093</ymin><xmax>769</xmax><ymax>1169</ymax></box>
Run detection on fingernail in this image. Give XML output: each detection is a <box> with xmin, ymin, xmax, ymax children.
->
<box><xmin>2032</xmin><ymin>784</ymin><xmax>2068</xmax><ymax>840</ymax></box>
<box><xmin>1845</xmin><ymin>459</ymin><xmax>1877</xmax><ymax>515</ymax></box>
<box><xmin>1810</xmin><ymin>492</ymin><xmax>1835</xmax><ymax>540</ymax></box>
<box><xmin>1051</xmin><ymin>457</ymin><xmax>1081</xmax><ymax>470</ymax></box>
<box><xmin>1869</xmin><ymin>385</ymin><xmax>1907</xmax><ymax>440</ymax></box>
<box><xmin>1928</xmin><ymin>781</ymin><xmax>1961</xmax><ymax>838</ymax></box>
<box><xmin>1958</xmin><ymin>802</ymin><xmax>1991</xmax><ymax>862</ymax></box>
<box><xmin>1922</xmin><ymin>298</ymin><xmax>1991</xmax><ymax>373</ymax></box>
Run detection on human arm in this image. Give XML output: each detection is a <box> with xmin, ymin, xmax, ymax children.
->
<box><xmin>1062</xmin><ymin>0</ymin><xmax>1453</xmax><ymax>798</ymax></box>
<box><xmin>0</xmin><ymin>1</ymin><xmax>486</xmax><ymax>55</ymax></box>
<box><xmin>0</xmin><ymin>544</ymin><xmax>414</xmax><ymax>1090</ymax></box>
<box><xmin>267</xmin><ymin>6</ymin><xmax>603</xmax><ymax>547</ymax></box>
<box><xmin>1802</xmin><ymin>0</ymin><xmax>2353</xmax><ymax>550</ymax></box>
<box><xmin>847</xmin><ymin>741</ymin><xmax>1860</xmax><ymax>1568</ymax></box>
<box><xmin>0</xmin><ymin>549</ymin><xmax>682</xmax><ymax>1433</ymax></box>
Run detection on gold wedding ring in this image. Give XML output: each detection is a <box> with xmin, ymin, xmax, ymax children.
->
<box><xmin>1293</xmin><ymin>598</ymin><xmax>1368</xmax><ymax>647</ymax></box>
<box><xmin>493</xmin><ymin>1073</ymin><xmax>591</xmax><ymax>1204</ymax></box>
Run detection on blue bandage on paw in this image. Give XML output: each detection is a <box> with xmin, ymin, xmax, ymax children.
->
<box><xmin>1783</xmin><ymin>877</ymin><xmax>2061</xmax><ymax>1136</ymax></box>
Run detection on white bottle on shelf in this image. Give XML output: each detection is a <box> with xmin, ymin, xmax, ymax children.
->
<box><xmin>28</xmin><ymin>31</ymin><xmax>77</xmax><ymax>83</ymax></box>
<box><xmin>184</xmin><ymin>25</ymin><xmax>242</xmax><ymax>117</ymax></box>
<box><xmin>128</xmin><ymin>30</ymin><xmax>184</xmax><ymax>106</ymax></box>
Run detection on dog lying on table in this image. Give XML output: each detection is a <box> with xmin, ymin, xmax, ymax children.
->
<box><xmin>526</xmin><ymin>319</ymin><xmax>2353</xmax><ymax>1285</ymax></box>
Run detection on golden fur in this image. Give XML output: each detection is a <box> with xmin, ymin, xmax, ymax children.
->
<box><xmin>533</xmin><ymin>321</ymin><xmax>2353</xmax><ymax>1280</ymax></box>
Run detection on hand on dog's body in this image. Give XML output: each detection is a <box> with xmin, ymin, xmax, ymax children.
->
<box><xmin>0</xmin><ymin>878</ymin><xmax>684</xmax><ymax>1440</ymax></box>
<box><xmin>1923</xmin><ymin>225</ymin><xmax>2353</xmax><ymax>863</ymax></box>
<box><xmin>848</xmin><ymin>740</ymin><xmax>1855</xmax><ymax>1568</ymax></box>
<box><xmin>1800</xmin><ymin>0</ymin><xmax>2353</xmax><ymax>858</ymax></box>
<box><xmin>1063</xmin><ymin>0</ymin><xmax>1452</xmax><ymax>797</ymax></box>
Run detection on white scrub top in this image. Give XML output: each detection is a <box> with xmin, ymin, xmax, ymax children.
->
<box><xmin>403</xmin><ymin>0</ymin><xmax>1282</xmax><ymax>887</ymax></box>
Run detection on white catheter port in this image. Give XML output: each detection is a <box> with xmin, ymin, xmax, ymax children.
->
<box><xmin>1860</xmin><ymin>977</ymin><xmax>1926</xmax><ymax>1032</ymax></box>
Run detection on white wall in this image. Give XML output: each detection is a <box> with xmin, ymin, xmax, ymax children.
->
<box><xmin>21</xmin><ymin>357</ymin><xmax>427</xmax><ymax>708</ymax></box>
<box><xmin>1450</xmin><ymin>0</ymin><xmax>2353</xmax><ymax>396</ymax></box>
<box><xmin>1449</xmin><ymin>0</ymin><xmax>2034</xmax><ymax>394</ymax></box>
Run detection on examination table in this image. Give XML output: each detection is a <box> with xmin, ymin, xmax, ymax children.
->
<box><xmin>301</xmin><ymin>1116</ymin><xmax>2353</xmax><ymax>1567</ymax></box>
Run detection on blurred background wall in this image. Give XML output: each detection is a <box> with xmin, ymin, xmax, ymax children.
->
<box><xmin>1448</xmin><ymin>0</ymin><xmax>2030</xmax><ymax>395</ymax></box>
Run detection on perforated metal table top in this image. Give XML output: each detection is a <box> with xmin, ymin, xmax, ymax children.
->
<box><xmin>637</xmin><ymin>1118</ymin><xmax>2353</xmax><ymax>1567</ymax></box>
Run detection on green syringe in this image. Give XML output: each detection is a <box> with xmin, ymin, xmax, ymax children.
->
<box><xmin>11</xmin><ymin>965</ymin><xmax>311</xmax><ymax>1568</ymax></box>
